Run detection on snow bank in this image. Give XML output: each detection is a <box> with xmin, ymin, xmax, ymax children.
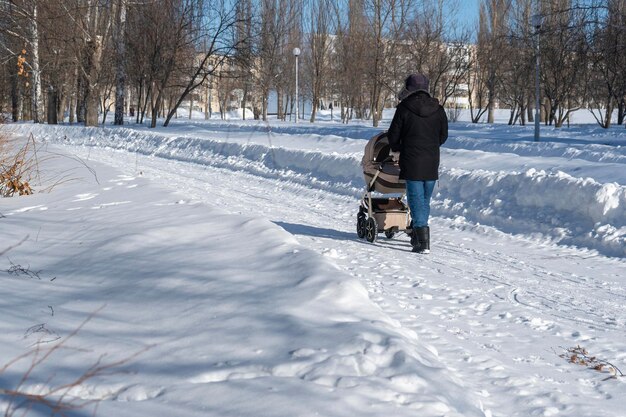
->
<box><xmin>7</xmin><ymin>122</ymin><xmax>626</xmax><ymax>257</ymax></box>
<box><xmin>438</xmin><ymin>167</ymin><xmax>626</xmax><ymax>257</ymax></box>
<box><xmin>447</xmin><ymin>132</ymin><xmax>626</xmax><ymax>165</ymax></box>
<box><xmin>9</xmin><ymin>124</ymin><xmax>365</xmax><ymax>195</ymax></box>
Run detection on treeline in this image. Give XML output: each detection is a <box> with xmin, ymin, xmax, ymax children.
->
<box><xmin>477</xmin><ymin>0</ymin><xmax>626</xmax><ymax>128</ymax></box>
<box><xmin>0</xmin><ymin>0</ymin><xmax>624</xmax><ymax>128</ymax></box>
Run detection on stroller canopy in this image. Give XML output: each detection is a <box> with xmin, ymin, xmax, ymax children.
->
<box><xmin>361</xmin><ymin>132</ymin><xmax>405</xmax><ymax>194</ymax></box>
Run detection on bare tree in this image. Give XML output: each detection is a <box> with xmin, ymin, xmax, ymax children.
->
<box><xmin>250</xmin><ymin>0</ymin><xmax>300</xmax><ymax>121</ymax></box>
<box><xmin>113</xmin><ymin>0</ymin><xmax>127</xmax><ymax>125</ymax></box>
<box><xmin>405</xmin><ymin>1</ymin><xmax>471</xmax><ymax>108</ymax></box>
<box><xmin>214</xmin><ymin>63</ymin><xmax>239</xmax><ymax>119</ymax></box>
<box><xmin>466</xmin><ymin>43</ymin><xmax>490</xmax><ymax>123</ymax></box>
<box><xmin>333</xmin><ymin>0</ymin><xmax>369</xmax><ymax>123</ymax></box>
<box><xmin>587</xmin><ymin>0</ymin><xmax>626</xmax><ymax>128</ymax></box>
<box><xmin>60</xmin><ymin>0</ymin><xmax>118</xmax><ymax>127</ymax></box>
<box><xmin>539</xmin><ymin>0</ymin><xmax>592</xmax><ymax>127</ymax></box>
<box><xmin>232</xmin><ymin>0</ymin><xmax>255</xmax><ymax>120</ymax></box>
<box><xmin>305</xmin><ymin>0</ymin><xmax>334</xmax><ymax>122</ymax></box>
<box><xmin>126</xmin><ymin>0</ymin><xmax>197</xmax><ymax>128</ymax></box>
<box><xmin>0</xmin><ymin>0</ymin><xmax>45</xmax><ymax>123</ymax></box>
<box><xmin>364</xmin><ymin>0</ymin><xmax>412</xmax><ymax>127</ymax></box>
<box><xmin>162</xmin><ymin>1</ymin><xmax>242</xmax><ymax>127</ymax></box>
<box><xmin>478</xmin><ymin>0</ymin><xmax>512</xmax><ymax>123</ymax></box>
<box><xmin>500</xmin><ymin>0</ymin><xmax>534</xmax><ymax>125</ymax></box>
<box><xmin>0</xmin><ymin>4</ymin><xmax>24</xmax><ymax>122</ymax></box>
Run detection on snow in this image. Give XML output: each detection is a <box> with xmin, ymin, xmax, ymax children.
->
<box><xmin>1</xmin><ymin>115</ymin><xmax>625</xmax><ymax>417</ymax></box>
<box><xmin>9</xmin><ymin>118</ymin><xmax>625</xmax><ymax>257</ymax></box>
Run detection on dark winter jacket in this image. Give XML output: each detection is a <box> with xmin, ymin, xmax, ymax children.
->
<box><xmin>387</xmin><ymin>91</ymin><xmax>448</xmax><ymax>181</ymax></box>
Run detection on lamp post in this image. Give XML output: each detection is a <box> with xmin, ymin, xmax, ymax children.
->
<box><xmin>293</xmin><ymin>47</ymin><xmax>301</xmax><ymax>123</ymax></box>
<box><xmin>532</xmin><ymin>13</ymin><xmax>542</xmax><ymax>142</ymax></box>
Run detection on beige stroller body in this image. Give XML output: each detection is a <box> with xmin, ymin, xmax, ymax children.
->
<box><xmin>357</xmin><ymin>132</ymin><xmax>411</xmax><ymax>242</ymax></box>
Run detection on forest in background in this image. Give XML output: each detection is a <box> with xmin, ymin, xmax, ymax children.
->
<box><xmin>0</xmin><ymin>0</ymin><xmax>624</xmax><ymax>128</ymax></box>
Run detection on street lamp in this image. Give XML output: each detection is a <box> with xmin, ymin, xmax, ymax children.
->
<box><xmin>532</xmin><ymin>13</ymin><xmax>542</xmax><ymax>142</ymax></box>
<box><xmin>293</xmin><ymin>47</ymin><xmax>301</xmax><ymax>123</ymax></box>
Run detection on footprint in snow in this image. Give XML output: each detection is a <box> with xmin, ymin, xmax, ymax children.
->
<box><xmin>73</xmin><ymin>193</ymin><xmax>98</xmax><ymax>202</ymax></box>
<box><xmin>9</xmin><ymin>205</ymin><xmax>48</xmax><ymax>214</ymax></box>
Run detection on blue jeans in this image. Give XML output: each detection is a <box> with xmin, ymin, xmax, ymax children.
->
<box><xmin>406</xmin><ymin>180</ymin><xmax>436</xmax><ymax>228</ymax></box>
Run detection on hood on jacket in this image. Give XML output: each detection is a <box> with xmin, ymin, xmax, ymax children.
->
<box><xmin>400</xmin><ymin>92</ymin><xmax>440</xmax><ymax>117</ymax></box>
<box><xmin>397</xmin><ymin>73</ymin><xmax>430</xmax><ymax>101</ymax></box>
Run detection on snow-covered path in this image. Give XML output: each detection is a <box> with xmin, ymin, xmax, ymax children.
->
<box><xmin>65</xmin><ymin>139</ymin><xmax>626</xmax><ymax>417</ymax></box>
<box><xmin>4</xmin><ymin>120</ymin><xmax>625</xmax><ymax>417</ymax></box>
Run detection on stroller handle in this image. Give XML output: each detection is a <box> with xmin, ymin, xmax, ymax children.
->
<box><xmin>379</xmin><ymin>155</ymin><xmax>397</xmax><ymax>166</ymax></box>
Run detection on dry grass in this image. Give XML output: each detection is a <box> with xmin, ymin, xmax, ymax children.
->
<box><xmin>0</xmin><ymin>308</ymin><xmax>150</xmax><ymax>417</ymax></box>
<box><xmin>559</xmin><ymin>345</ymin><xmax>624</xmax><ymax>381</ymax></box>
<box><xmin>0</xmin><ymin>127</ymin><xmax>98</xmax><ymax>199</ymax></box>
<box><xmin>0</xmin><ymin>131</ymin><xmax>38</xmax><ymax>198</ymax></box>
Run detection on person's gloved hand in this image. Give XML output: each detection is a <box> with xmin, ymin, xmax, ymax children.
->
<box><xmin>389</xmin><ymin>151</ymin><xmax>400</xmax><ymax>162</ymax></box>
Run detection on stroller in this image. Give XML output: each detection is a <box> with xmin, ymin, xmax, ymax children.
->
<box><xmin>357</xmin><ymin>131</ymin><xmax>411</xmax><ymax>243</ymax></box>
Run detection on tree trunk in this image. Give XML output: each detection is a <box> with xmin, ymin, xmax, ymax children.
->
<box><xmin>57</xmin><ymin>87</ymin><xmax>66</xmax><ymax>123</ymax></box>
<box><xmin>102</xmin><ymin>104</ymin><xmax>109</xmax><ymax>124</ymax></box>
<box><xmin>47</xmin><ymin>87</ymin><xmax>58</xmax><ymax>124</ymax></box>
<box><xmin>163</xmin><ymin>85</ymin><xmax>199</xmax><ymax>127</ymax></box>
<box><xmin>84</xmin><ymin>37</ymin><xmax>103</xmax><ymax>127</ymax></box>
<box><xmin>151</xmin><ymin>89</ymin><xmax>162</xmax><ymax>128</ymax></box>
<box><xmin>125</xmin><ymin>85</ymin><xmax>131</xmax><ymax>115</ymax></box>
<box><xmin>76</xmin><ymin>65</ymin><xmax>85</xmax><ymax>123</ymax></box>
<box><xmin>85</xmin><ymin>90</ymin><xmax>100</xmax><ymax>126</ymax></box>
<box><xmin>603</xmin><ymin>101</ymin><xmax>613</xmax><ymax>129</ymax></box>
<box><xmin>253</xmin><ymin>101</ymin><xmax>261</xmax><ymax>119</ymax></box>
<box><xmin>617</xmin><ymin>97</ymin><xmax>625</xmax><ymax>125</ymax></box>
<box><xmin>241</xmin><ymin>84</ymin><xmax>248</xmax><ymax>120</ymax></box>
<box><xmin>11</xmin><ymin>65</ymin><xmax>21</xmax><ymax>122</ymax></box>
<box><xmin>114</xmin><ymin>0</ymin><xmax>127</xmax><ymax>125</ymax></box>
<box><xmin>30</xmin><ymin>4</ymin><xmax>44</xmax><ymax>123</ymax></box>
<box><xmin>76</xmin><ymin>89</ymin><xmax>86</xmax><ymax>123</ymax></box>
<box><xmin>141</xmin><ymin>83</ymin><xmax>151</xmax><ymax>124</ymax></box>
<box><xmin>371</xmin><ymin>79</ymin><xmax>382</xmax><ymax>128</ymax></box>
<box><xmin>487</xmin><ymin>89</ymin><xmax>495</xmax><ymax>124</ymax></box>
<box><xmin>548</xmin><ymin>99</ymin><xmax>557</xmax><ymax>126</ymax></box>
<box><xmin>69</xmin><ymin>94</ymin><xmax>75</xmax><ymax>124</ymax></box>
<box><xmin>262</xmin><ymin>90</ymin><xmax>268</xmax><ymax>121</ymax></box>
<box><xmin>204</xmin><ymin>84</ymin><xmax>209</xmax><ymax>120</ymax></box>
<box><xmin>310</xmin><ymin>96</ymin><xmax>318</xmax><ymax>123</ymax></box>
<box><xmin>136</xmin><ymin>80</ymin><xmax>143</xmax><ymax>123</ymax></box>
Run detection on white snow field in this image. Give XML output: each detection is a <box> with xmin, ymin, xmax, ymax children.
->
<box><xmin>1</xmin><ymin>115</ymin><xmax>625</xmax><ymax>417</ymax></box>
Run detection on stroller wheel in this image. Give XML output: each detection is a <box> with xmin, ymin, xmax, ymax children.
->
<box><xmin>356</xmin><ymin>212</ymin><xmax>366</xmax><ymax>239</ymax></box>
<box><xmin>365</xmin><ymin>217</ymin><xmax>378</xmax><ymax>243</ymax></box>
<box><xmin>384</xmin><ymin>229</ymin><xmax>395</xmax><ymax>239</ymax></box>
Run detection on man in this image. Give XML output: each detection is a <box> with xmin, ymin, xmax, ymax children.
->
<box><xmin>387</xmin><ymin>73</ymin><xmax>448</xmax><ymax>253</ymax></box>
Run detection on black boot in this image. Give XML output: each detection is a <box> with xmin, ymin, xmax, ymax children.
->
<box><xmin>412</xmin><ymin>226</ymin><xmax>430</xmax><ymax>253</ymax></box>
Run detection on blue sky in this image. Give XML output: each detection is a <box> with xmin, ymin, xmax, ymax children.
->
<box><xmin>455</xmin><ymin>0</ymin><xmax>480</xmax><ymax>28</ymax></box>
